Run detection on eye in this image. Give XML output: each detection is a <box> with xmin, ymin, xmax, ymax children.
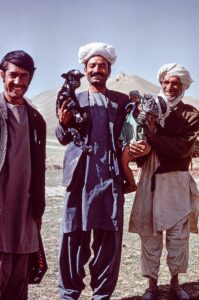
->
<box><xmin>21</xmin><ymin>73</ymin><xmax>29</xmax><ymax>79</ymax></box>
<box><xmin>175</xmin><ymin>82</ymin><xmax>181</xmax><ymax>87</ymax></box>
<box><xmin>9</xmin><ymin>72</ymin><xmax>17</xmax><ymax>78</ymax></box>
<box><xmin>163</xmin><ymin>81</ymin><xmax>169</xmax><ymax>85</ymax></box>
<box><xmin>89</xmin><ymin>64</ymin><xmax>96</xmax><ymax>68</ymax></box>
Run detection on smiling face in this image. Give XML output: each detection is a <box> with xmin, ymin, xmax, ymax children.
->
<box><xmin>161</xmin><ymin>75</ymin><xmax>183</xmax><ymax>101</ymax></box>
<box><xmin>0</xmin><ymin>62</ymin><xmax>31</xmax><ymax>104</ymax></box>
<box><xmin>84</xmin><ymin>55</ymin><xmax>111</xmax><ymax>92</ymax></box>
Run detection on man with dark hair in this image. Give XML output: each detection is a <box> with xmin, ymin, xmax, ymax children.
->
<box><xmin>56</xmin><ymin>42</ymin><xmax>129</xmax><ymax>299</ymax></box>
<box><xmin>0</xmin><ymin>50</ymin><xmax>36</xmax><ymax>83</ymax></box>
<box><xmin>0</xmin><ymin>50</ymin><xmax>46</xmax><ymax>299</ymax></box>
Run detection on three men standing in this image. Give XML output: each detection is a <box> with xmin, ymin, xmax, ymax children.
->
<box><xmin>1</xmin><ymin>48</ymin><xmax>198</xmax><ymax>300</ymax></box>
<box><xmin>0</xmin><ymin>50</ymin><xmax>46</xmax><ymax>299</ymax></box>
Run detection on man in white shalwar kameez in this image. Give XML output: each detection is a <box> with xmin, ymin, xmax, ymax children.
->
<box><xmin>128</xmin><ymin>63</ymin><xmax>199</xmax><ymax>300</ymax></box>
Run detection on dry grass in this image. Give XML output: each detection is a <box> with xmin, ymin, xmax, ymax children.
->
<box><xmin>28</xmin><ymin>156</ymin><xmax>199</xmax><ymax>300</ymax></box>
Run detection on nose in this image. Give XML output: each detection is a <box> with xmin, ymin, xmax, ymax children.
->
<box><xmin>93</xmin><ymin>65</ymin><xmax>101</xmax><ymax>73</ymax></box>
<box><xmin>167</xmin><ymin>83</ymin><xmax>173</xmax><ymax>90</ymax></box>
<box><xmin>13</xmin><ymin>76</ymin><xmax>21</xmax><ymax>84</ymax></box>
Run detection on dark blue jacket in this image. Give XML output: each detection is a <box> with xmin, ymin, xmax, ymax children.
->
<box><xmin>56</xmin><ymin>90</ymin><xmax>129</xmax><ymax>190</ymax></box>
<box><xmin>56</xmin><ymin>90</ymin><xmax>129</xmax><ymax>232</ymax></box>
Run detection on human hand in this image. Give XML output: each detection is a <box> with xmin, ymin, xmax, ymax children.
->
<box><xmin>128</xmin><ymin>140</ymin><xmax>151</xmax><ymax>158</ymax></box>
<box><xmin>58</xmin><ymin>101</ymin><xmax>72</xmax><ymax>126</ymax></box>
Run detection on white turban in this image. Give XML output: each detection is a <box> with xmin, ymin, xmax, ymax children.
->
<box><xmin>157</xmin><ymin>63</ymin><xmax>193</xmax><ymax>90</ymax></box>
<box><xmin>157</xmin><ymin>63</ymin><xmax>193</xmax><ymax>108</ymax></box>
<box><xmin>78</xmin><ymin>42</ymin><xmax>117</xmax><ymax>65</ymax></box>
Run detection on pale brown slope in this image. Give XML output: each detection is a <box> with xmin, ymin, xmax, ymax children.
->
<box><xmin>32</xmin><ymin>73</ymin><xmax>199</xmax><ymax>136</ymax></box>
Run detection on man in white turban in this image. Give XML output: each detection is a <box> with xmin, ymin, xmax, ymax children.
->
<box><xmin>56</xmin><ymin>42</ymin><xmax>129</xmax><ymax>299</ymax></box>
<box><xmin>128</xmin><ymin>63</ymin><xmax>199</xmax><ymax>300</ymax></box>
<box><xmin>158</xmin><ymin>63</ymin><xmax>193</xmax><ymax>107</ymax></box>
<box><xmin>78</xmin><ymin>42</ymin><xmax>117</xmax><ymax>65</ymax></box>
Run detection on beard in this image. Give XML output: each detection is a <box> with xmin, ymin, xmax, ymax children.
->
<box><xmin>89</xmin><ymin>73</ymin><xmax>108</xmax><ymax>87</ymax></box>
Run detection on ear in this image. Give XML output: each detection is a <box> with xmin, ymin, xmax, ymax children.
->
<box><xmin>0</xmin><ymin>70</ymin><xmax>5</xmax><ymax>81</ymax></box>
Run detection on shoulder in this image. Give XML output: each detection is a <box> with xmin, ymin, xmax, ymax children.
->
<box><xmin>174</xmin><ymin>102</ymin><xmax>199</xmax><ymax>131</ymax></box>
<box><xmin>25</xmin><ymin>100</ymin><xmax>46</xmax><ymax>126</ymax></box>
<box><xmin>178</xmin><ymin>101</ymin><xmax>199</xmax><ymax>118</ymax></box>
<box><xmin>107</xmin><ymin>89</ymin><xmax>129</xmax><ymax>100</ymax></box>
<box><xmin>178</xmin><ymin>101</ymin><xmax>198</xmax><ymax>112</ymax></box>
<box><xmin>106</xmin><ymin>89</ymin><xmax>129</xmax><ymax>107</ymax></box>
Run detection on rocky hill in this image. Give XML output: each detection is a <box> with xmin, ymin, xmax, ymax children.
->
<box><xmin>32</xmin><ymin>72</ymin><xmax>199</xmax><ymax>136</ymax></box>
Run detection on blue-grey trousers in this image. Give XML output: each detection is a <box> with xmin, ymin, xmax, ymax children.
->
<box><xmin>58</xmin><ymin>228</ymin><xmax>123</xmax><ymax>300</ymax></box>
<box><xmin>0</xmin><ymin>253</ymin><xmax>29</xmax><ymax>300</ymax></box>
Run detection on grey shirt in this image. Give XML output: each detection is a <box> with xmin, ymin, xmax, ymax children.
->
<box><xmin>62</xmin><ymin>93</ymin><xmax>123</xmax><ymax>232</ymax></box>
<box><xmin>0</xmin><ymin>104</ymin><xmax>38</xmax><ymax>253</ymax></box>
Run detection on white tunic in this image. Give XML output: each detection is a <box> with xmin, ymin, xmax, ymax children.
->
<box><xmin>128</xmin><ymin>151</ymin><xmax>199</xmax><ymax>235</ymax></box>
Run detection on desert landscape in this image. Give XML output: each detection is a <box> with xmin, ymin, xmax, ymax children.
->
<box><xmin>28</xmin><ymin>74</ymin><xmax>199</xmax><ymax>299</ymax></box>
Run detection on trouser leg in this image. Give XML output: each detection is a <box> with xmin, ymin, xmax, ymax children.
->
<box><xmin>89</xmin><ymin>229</ymin><xmax>123</xmax><ymax>300</ymax></box>
<box><xmin>166</xmin><ymin>215</ymin><xmax>190</xmax><ymax>276</ymax></box>
<box><xmin>58</xmin><ymin>229</ymin><xmax>91</xmax><ymax>300</ymax></box>
<box><xmin>139</xmin><ymin>232</ymin><xmax>163</xmax><ymax>280</ymax></box>
<box><xmin>0</xmin><ymin>253</ymin><xmax>29</xmax><ymax>300</ymax></box>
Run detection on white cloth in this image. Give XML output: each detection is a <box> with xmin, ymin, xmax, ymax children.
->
<box><xmin>78</xmin><ymin>42</ymin><xmax>117</xmax><ymax>64</ymax></box>
<box><xmin>128</xmin><ymin>151</ymin><xmax>199</xmax><ymax>235</ymax></box>
<box><xmin>157</xmin><ymin>63</ymin><xmax>193</xmax><ymax>90</ymax></box>
<box><xmin>140</xmin><ymin>215</ymin><xmax>190</xmax><ymax>279</ymax></box>
<box><xmin>157</xmin><ymin>63</ymin><xmax>193</xmax><ymax>109</ymax></box>
<box><xmin>159</xmin><ymin>89</ymin><xmax>183</xmax><ymax>109</ymax></box>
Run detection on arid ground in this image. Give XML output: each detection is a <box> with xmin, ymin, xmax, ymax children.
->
<box><xmin>28</xmin><ymin>139</ymin><xmax>199</xmax><ymax>299</ymax></box>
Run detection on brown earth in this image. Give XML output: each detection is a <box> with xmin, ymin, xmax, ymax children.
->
<box><xmin>28</xmin><ymin>158</ymin><xmax>199</xmax><ymax>300</ymax></box>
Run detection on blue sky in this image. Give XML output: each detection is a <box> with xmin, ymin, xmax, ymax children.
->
<box><xmin>0</xmin><ymin>0</ymin><xmax>198</xmax><ymax>98</ymax></box>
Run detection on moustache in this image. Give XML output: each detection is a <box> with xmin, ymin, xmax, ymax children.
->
<box><xmin>91</xmin><ymin>72</ymin><xmax>105</xmax><ymax>77</ymax></box>
<box><xmin>12</xmin><ymin>84</ymin><xmax>26</xmax><ymax>88</ymax></box>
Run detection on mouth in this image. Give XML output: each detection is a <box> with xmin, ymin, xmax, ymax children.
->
<box><xmin>164</xmin><ymin>92</ymin><xmax>178</xmax><ymax>101</ymax></box>
<box><xmin>12</xmin><ymin>85</ymin><xmax>26</xmax><ymax>92</ymax></box>
<box><xmin>165</xmin><ymin>91</ymin><xmax>175</xmax><ymax>96</ymax></box>
<box><xmin>91</xmin><ymin>73</ymin><xmax>104</xmax><ymax>79</ymax></box>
